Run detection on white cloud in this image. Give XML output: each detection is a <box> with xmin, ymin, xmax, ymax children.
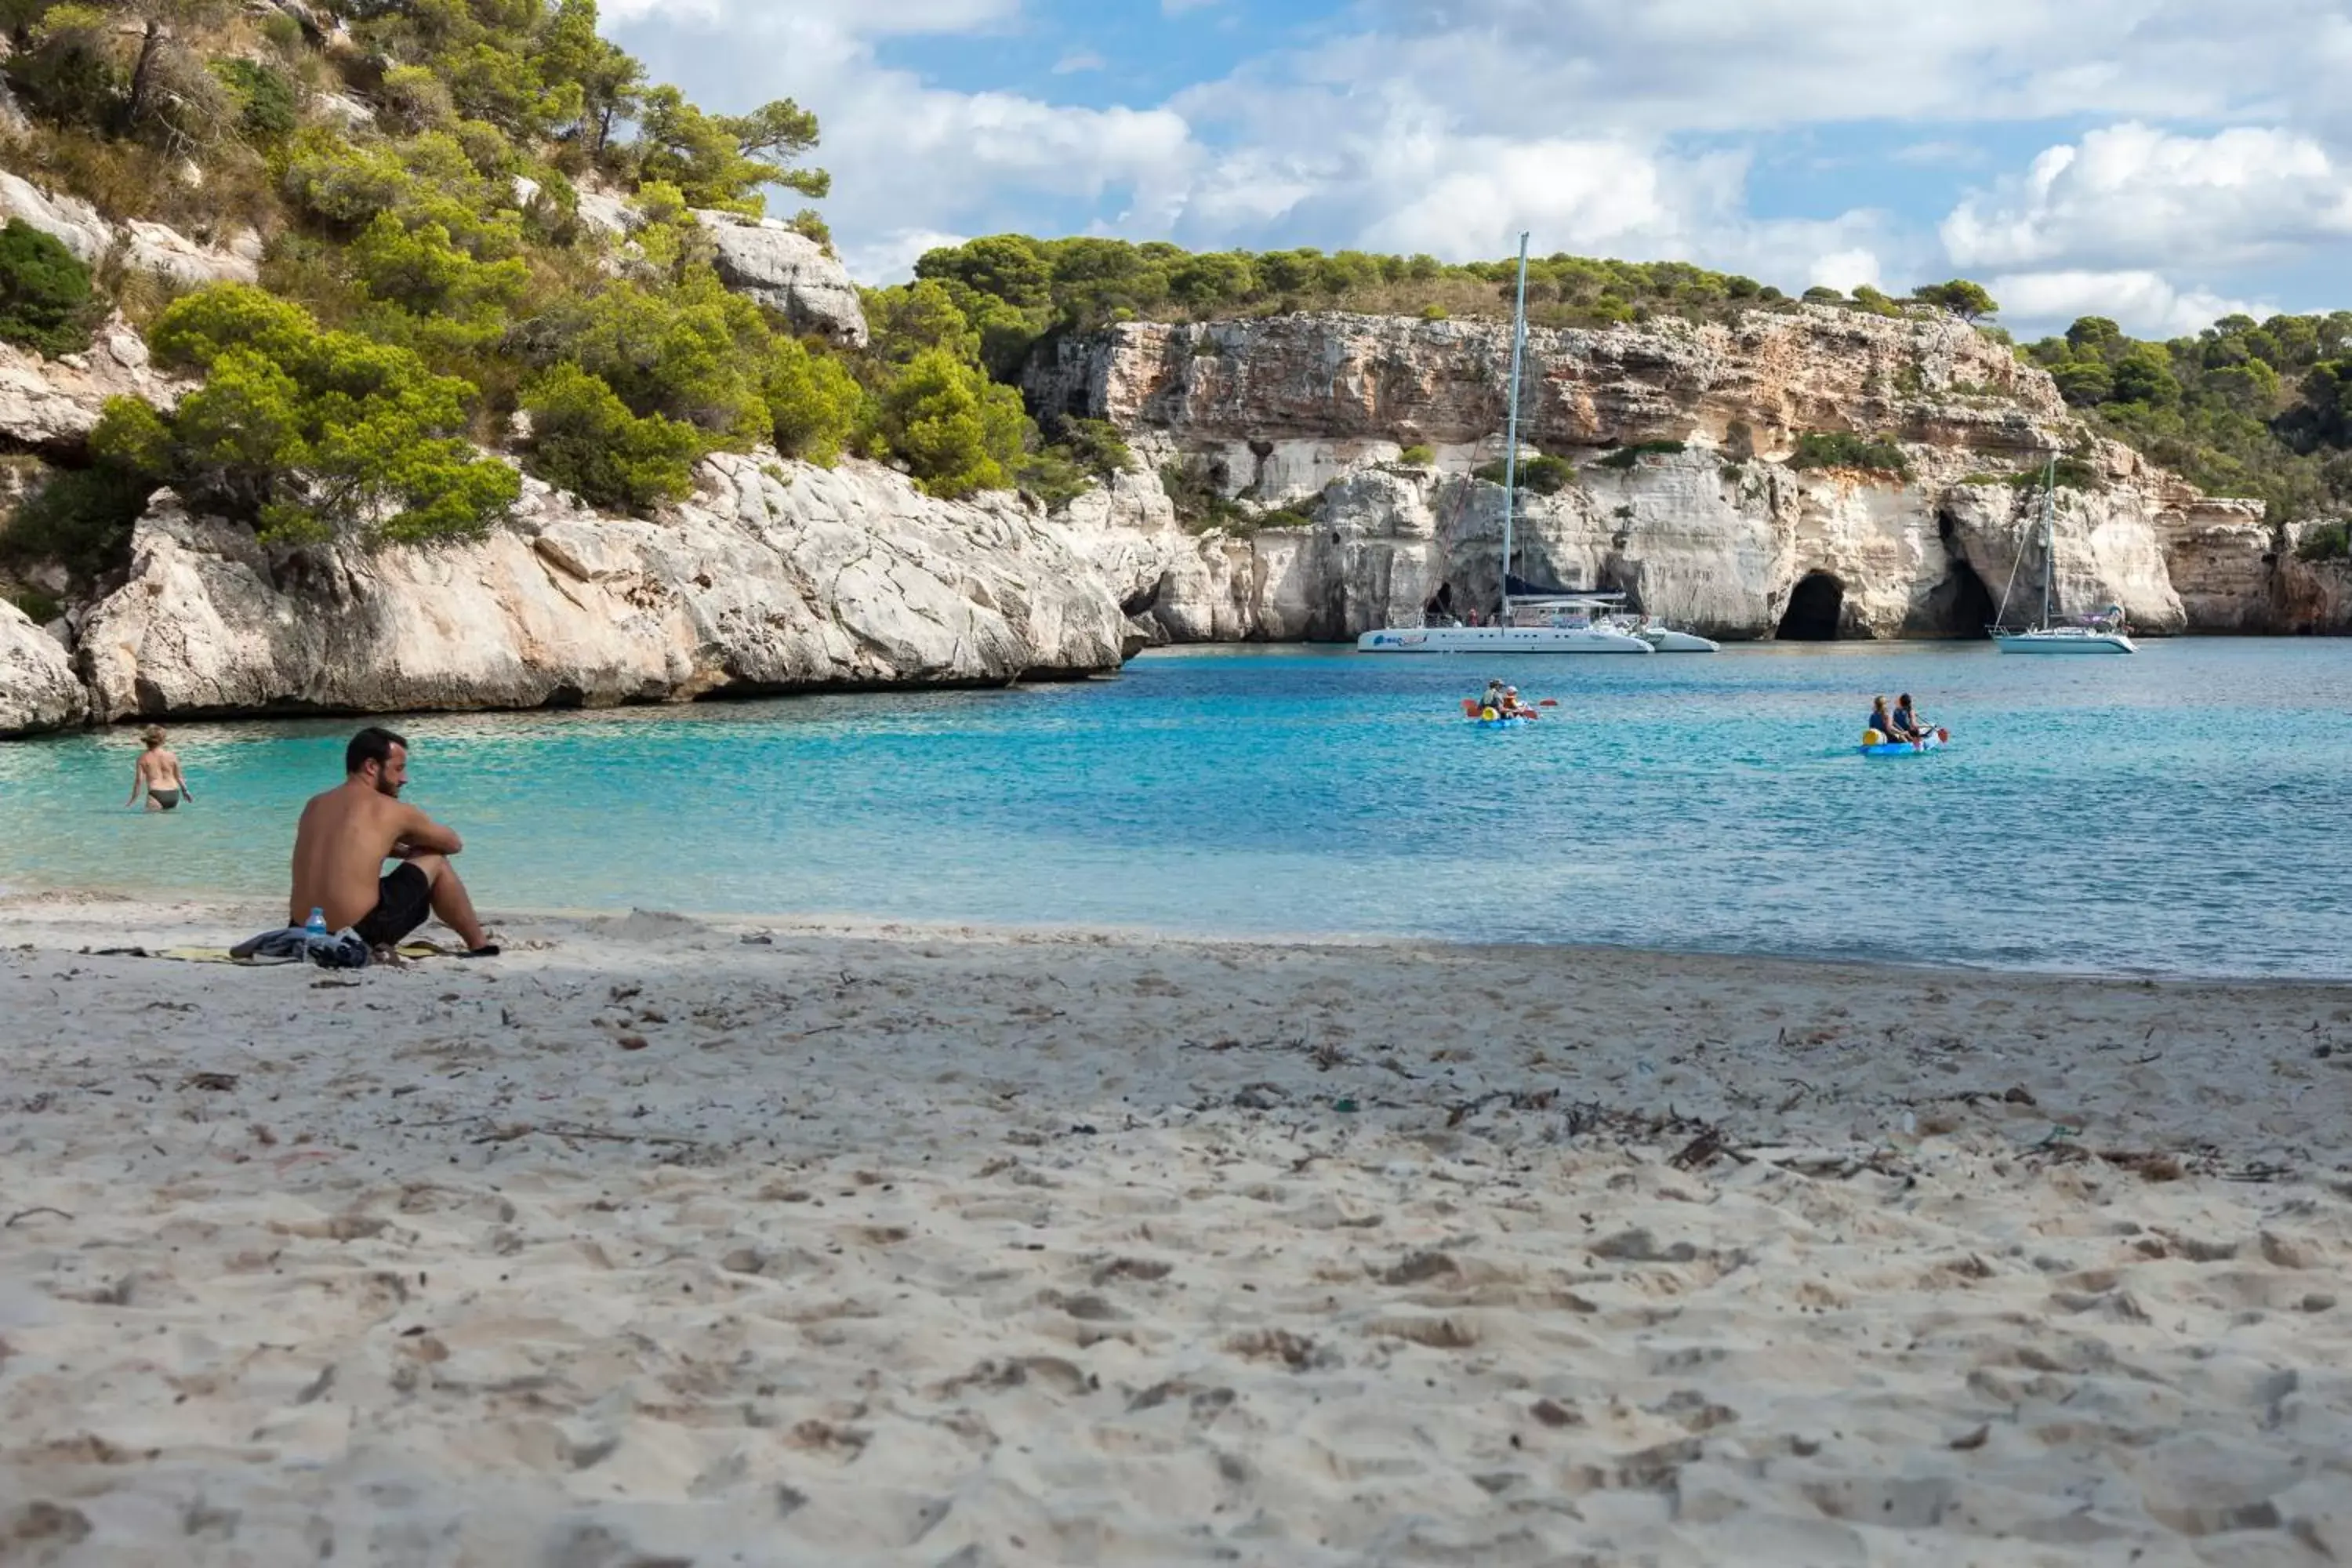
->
<box><xmin>1359</xmin><ymin>139</ymin><xmax>1735</xmax><ymax>258</ymax></box>
<box><xmin>1987</xmin><ymin>269</ymin><xmax>2268</xmax><ymax>336</ymax></box>
<box><xmin>606</xmin><ymin>0</ymin><xmax>1015</xmax><ymax>32</ymax></box>
<box><xmin>1052</xmin><ymin>50</ymin><xmax>1105</xmax><ymax>74</ymax></box>
<box><xmin>1944</xmin><ymin>123</ymin><xmax>2352</xmax><ymax>272</ymax></box>
<box><xmin>1891</xmin><ymin>140</ymin><xmax>1982</xmax><ymax>167</ymax></box>
<box><xmin>842</xmin><ymin>227</ymin><xmax>970</xmax><ymax>285</ymax></box>
<box><xmin>1808</xmin><ymin>249</ymin><xmax>1882</xmax><ymax>292</ymax></box>
<box><xmin>1295</xmin><ymin>0</ymin><xmax>2342</xmax><ymax>141</ymax></box>
<box><xmin>609</xmin><ymin>5</ymin><xmax>1199</xmax><ymax>282</ymax></box>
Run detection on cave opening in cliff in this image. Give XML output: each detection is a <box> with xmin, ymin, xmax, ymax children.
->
<box><xmin>1933</xmin><ymin>560</ymin><xmax>1997</xmax><ymax>638</ymax></box>
<box><xmin>1777</xmin><ymin>572</ymin><xmax>1846</xmax><ymax>640</ymax></box>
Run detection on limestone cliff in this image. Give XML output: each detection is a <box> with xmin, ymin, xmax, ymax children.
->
<box><xmin>0</xmin><ymin>320</ymin><xmax>185</xmax><ymax>452</ymax></box>
<box><xmin>67</xmin><ymin>454</ymin><xmax>1125</xmax><ymax>726</ymax></box>
<box><xmin>1035</xmin><ymin>307</ymin><xmax>2287</xmax><ymax>642</ymax></box>
<box><xmin>0</xmin><ymin>172</ymin><xmax>259</xmax><ymax>288</ymax></box>
<box><xmin>0</xmin><ymin>597</ymin><xmax>82</xmax><ymax>734</ymax></box>
<box><xmin>693</xmin><ymin>212</ymin><xmax>869</xmax><ymax>348</ymax></box>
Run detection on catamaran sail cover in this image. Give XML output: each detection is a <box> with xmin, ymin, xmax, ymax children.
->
<box><xmin>1506</xmin><ymin>572</ymin><xmax>1615</xmax><ymax>599</ymax></box>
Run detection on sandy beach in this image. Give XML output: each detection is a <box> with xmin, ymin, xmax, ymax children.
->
<box><xmin>2</xmin><ymin>892</ymin><xmax>2350</xmax><ymax>1566</ymax></box>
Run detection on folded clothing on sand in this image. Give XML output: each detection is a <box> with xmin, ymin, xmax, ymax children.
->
<box><xmin>230</xmin><ymin>927</ymin><xmax>372</xmax><ymax>968</ymax></box>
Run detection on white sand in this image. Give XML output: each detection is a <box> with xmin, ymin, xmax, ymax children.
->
<box><xmin>2</xmin><ymin>892</ymin><xmax>2350</xmax><ymax>1566</ymax></box>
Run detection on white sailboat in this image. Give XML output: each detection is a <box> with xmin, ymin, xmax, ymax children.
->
<box><xmin>1356</xmin><ymin>233</ymin><xmax>1714</xmax><ymax>656</ymax></box>
<box><xmin>1991</xmin><ymin>456</ymin><xmax>2136</xmax><ymax>654</ymax></box>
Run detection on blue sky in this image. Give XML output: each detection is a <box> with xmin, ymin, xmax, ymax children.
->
<box><xmin>605</xmin><ymin>0</ymin><xmax>2352</xmax><ymax>339</ymax></box>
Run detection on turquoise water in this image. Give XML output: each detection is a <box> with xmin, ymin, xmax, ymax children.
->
<box><xmin>2</xmin><ymin>641</ymin><xmax>2347</xmax><ymax>977</ymax></box>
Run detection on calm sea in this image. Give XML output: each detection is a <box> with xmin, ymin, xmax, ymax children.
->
<box><xmin>2</xmin><ymin>641</ymin><xmax>2346</xmax><ymax>978</ymax></box>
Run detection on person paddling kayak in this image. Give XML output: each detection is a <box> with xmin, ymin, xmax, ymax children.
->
<box><xmin>1889</xmin><ymin>693</ymin><xmax>1930</xmax><ymax>744</ymax></box>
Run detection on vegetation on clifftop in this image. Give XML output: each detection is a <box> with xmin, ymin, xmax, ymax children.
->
<box><xmin>0</xmin><ymin>0</ymin><xmax>1081</xmax><ymax>578</ymax></box>
<box><xmin>2024</xmin><ymin>312</ymin><xmax>2352</xmax><ymax>528</ymax></box>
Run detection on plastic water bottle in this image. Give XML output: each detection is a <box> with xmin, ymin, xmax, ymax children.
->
<box><xmin>305</xmin><ymin>906</ymin><xmax>329</xmax><ymax>940</ymax></box>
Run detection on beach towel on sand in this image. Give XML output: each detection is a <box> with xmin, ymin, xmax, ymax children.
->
<box><xmin>89</xmin><ymin>940</ymin><xmax>449</xmax><ymax>966</ymax></box>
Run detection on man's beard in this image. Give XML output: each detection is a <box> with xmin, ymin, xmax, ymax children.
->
<box><xmin>374</xmin><ymin>777</ymin><xmax>403</xmax><ymax>798</ymax></box>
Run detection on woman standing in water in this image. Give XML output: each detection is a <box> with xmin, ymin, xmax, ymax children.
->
<box><xmin>127</xmin><ymin>727</ymin><xmax>193</xmax><ymax>811</ymax></box>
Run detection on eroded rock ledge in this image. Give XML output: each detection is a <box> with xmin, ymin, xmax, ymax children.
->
<box><xmin>66</xmin><ymin>455</ymin><xmax>1125</xmax><ymax>726</ymax></box>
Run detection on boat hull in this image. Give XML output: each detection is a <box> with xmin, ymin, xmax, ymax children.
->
<box><xmin>1632</xmin><ymin>626</ymin><xmax>1721</xmax><ymax>653</ymax></box>
<box><xmin>1358</xmin><ymin>626</ymin><xmax>1653</xmax><ymax>653</ymax></box>
<box><xmin>1994</xmin><ymin>630</ymin><xmax>2137</xmax><ymax>654</ymax></box>
<box><xmin>1860</xmin><ymin>737</ymin><xmax>1947</xmax><ymax>757</ymax></box>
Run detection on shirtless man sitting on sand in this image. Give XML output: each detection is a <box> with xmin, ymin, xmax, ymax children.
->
<box><xmin>289</xmin><ymin>726</ymin><xmax>497</xmax><ymax>956</ymax></box>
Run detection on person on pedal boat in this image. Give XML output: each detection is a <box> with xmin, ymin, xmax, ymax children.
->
<box><xmin>1867</xmin><ymin>695</ymin><xmax>1894</xmax><ymax>741</ymax></box>
<box><xmin>1889</xmin><ymin>693</ymin><xmax>1929</xmax><ymax>744</ymax></box>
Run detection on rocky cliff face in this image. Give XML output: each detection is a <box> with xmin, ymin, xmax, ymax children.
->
<box><xmin>66</xmin><ymin>454</ymin><xmax>1123</xmax><ymax>727</ymax></box>
<box><xmin>0</xmin><ymin>172</ymin><xmax>259</xmax><ymax>287</ymax></box>
<box><xmin>2270</xmin><ymin>524</ymin><xmax>2352</xmax><ymax>634</ymax></box>
<box><xmin>1035</xmin><ymin>307</ymin><xmax>2289</xmax><ymax>642</ymax></box>
<box><xmin>0</xmin><ymin>320</ymin><xmax>185</xmax><ymax>451</ymax></box>
<box><xmin>0</xmin><ymin>597</ymin><xmax>82</xmax><ymax>734</ymax></box>
<box><xmin>693</xmin><ymin>212</ymin><xmax>869</xmax><ymax>348</ymax></box>
<box><xmin>1030</xmin><ymin>307</ymin><xmax>2059</xmax><ymax>454</ymax></box>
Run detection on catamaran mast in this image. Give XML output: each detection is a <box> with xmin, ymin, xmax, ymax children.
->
<box><xmin>1498</xmin><ymin>231</ymin><xmax>1530</xmax><ymax>626</ymax></box>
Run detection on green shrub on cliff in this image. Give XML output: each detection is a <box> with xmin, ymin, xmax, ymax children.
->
<box><xmin>2297</xmin><ymin>521</ymin><xmax>2348</xmax><ymax>562</ymax></box>
<box><xmin>2007</xmin><ymin>457</ymin><xmax>2100</xmax><ymax>490</ymax></box>
<box><xmin>873</xmin><ymin>348</ymin><xmax>1025</xmax><ymax>499</ymax></box>
<box><xmin>1595</xmin><ymin>441</ymin><xmax>1683</xmax><ymax>470</ymax></box>
<box><xmin>1470</xmin><ymin>452</ymin><xmax>1576</xmax><ymax>492</ymax></box>
<box><xmin>521</xmin><ymin>363</ymin><xmax>701</xmax><ymax>511</ymax></box>
<box><xmin>107</xmin><ymin>284</ymin><xmax>519</xmax><ymax>545</ymax></box>
<box><xmin>1914</xmin><ymin>279</ymin><xmax>2000</xmax><ymax>322</ymax></box>
<box><xmin>0</xmin><ymin>220</ymin><xmax>97</xmax><ymax>357</ymax></box>
<box><xmin>1160</xmin><ymin>456</ymin><xmax>1248</xmax><ymax>533</ymax></box>
<box><xmin>1051</xmin><ymin>416</ymin><xmax>1131</xmax><ymax>479</ymax></box>
<box><xmin>763</xmin><ymin>335</ymin><xmax>864</xmax><ymax>466</ymax></box>
<box><xmin>1789</xmin><ymin>431</ymin><xmax>1910</xmax><ymax>477</ymax></box>
<box><xmin>511</xmin><ymin>270</ymin><xmax>869</xmax><ymax>507</ymax></box>
<box><xmin>210</xmin><ymin>57</ymin><xmax>297</xmax><ymax>140</ymax></box>
<box><xmin>0</xmin><ymin>463</ymin><xmax>153</xmax><ymax>583</ymax></box>
<box><xmin>543</xmin><ymin>270</ymin><xmax>774</xmax><ymax>445</ymax></box>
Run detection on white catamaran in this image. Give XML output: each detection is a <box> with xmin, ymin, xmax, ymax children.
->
<box><xmin>1356</xmin><ymin>232</ymin><xmax>1718</xmax><ymax>656</ymax></box>
<box><xmin>1990</xmin><ymin>455</ymin><xmax>2137</xmax><ymax>654</ymax></box>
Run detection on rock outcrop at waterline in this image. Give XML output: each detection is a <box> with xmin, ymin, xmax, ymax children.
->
<box><xmin>1062</xmin><ymin>441</ymin><xmax>2194</xmax><ymax>644</ymax></box>
<box><xmin>1033</xmin><ymin>306</ymin><xmax>2294</xmax><ymax>642</ymax></box>
<box><xmin>0</xmin><ymin>597</ymin><xmax>83</xmax><ymax>734</ymax></box>
<box><xmin>64</xmin><ymin>455</ymin><xmax>1127</xmax><ymax>727</ymax></box>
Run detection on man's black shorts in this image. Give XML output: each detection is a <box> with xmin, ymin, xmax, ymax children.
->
<box><xmin>353</xmin><ymin>862</ymin><xmax>432</xmax><ymax>948</ymax></box>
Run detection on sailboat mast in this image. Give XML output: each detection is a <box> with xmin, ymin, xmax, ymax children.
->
<box><xmin>2040</xmin><ymin>452</ymin><xmax>2056</xmax><ymax>630</ymax></box>
<box><xmin>1498</xmin><ymin>231</ymin><xmax>1530</xmax><ymax>626</ymax></box>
